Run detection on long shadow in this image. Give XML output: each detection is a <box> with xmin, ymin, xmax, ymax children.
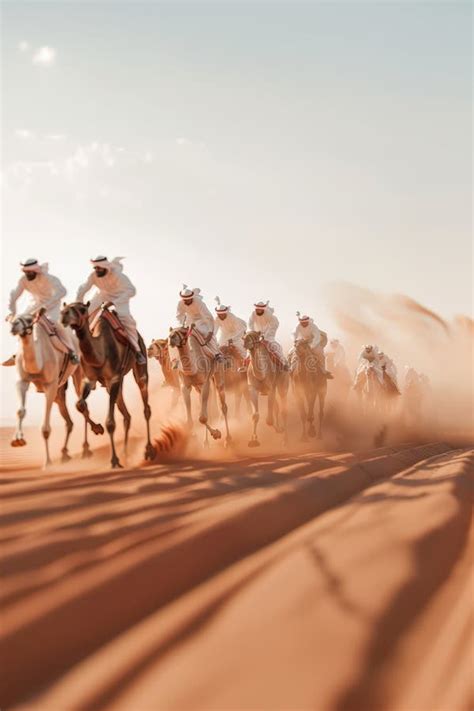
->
<box><xmin>333</xmin><ymin>469</ymin><xmax>473</xmax><ymax>711</ymax></box>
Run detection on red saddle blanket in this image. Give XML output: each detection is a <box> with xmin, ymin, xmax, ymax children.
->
<box><xmin>90</xmin><ymin>308</ymin><xmax>129</xmax><ymax>346</ymax></box>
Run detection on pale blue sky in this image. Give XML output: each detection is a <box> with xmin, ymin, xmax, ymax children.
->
<box><xmin>1</xmin><ymin>0</ymin><xmax>472</xmax><ymax>345</ymax></box>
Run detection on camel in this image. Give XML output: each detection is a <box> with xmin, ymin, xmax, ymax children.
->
<box><xmin>168</xmin><ymin>324</ymin><xmax>231</xmax><ymax>447</ymax></box>
<box><xmin>220</xmin><ymin>341</ymin><xmax>250</xmax><ymax>417</ymax></box>
<box><xmin>243</xmin><ymin>331</ymin><xmax>289</xmax><ymax>447</ymax></box>
<box><xmin>8</xmin><ymin>312</ymin><xmax>92</xmax><ymax>467</ymax></box>
<box><xmin>147</xmin><ymin>338</ymin><xmax>180</xmax><ymax>409</ymax></box>
<box><xmin>290</xmin><ymin>338</ymin><xmax>327</xmax><ymax>440</ymax></box>
<box><xmin>353</xmin><ymin>363</ymin><xmax>387</xmax><ymax>415</ymax></box>
<box><xmin>61</xmin><ymin>301</ymin><xmax>156</xmax><ymax>468</ymax></box>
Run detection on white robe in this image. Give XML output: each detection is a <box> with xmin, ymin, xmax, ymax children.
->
<box><xmin>76</xmin><ymin>260</ymin><xmax>140</xmax><ymax>350</ymax></box>
<box><xmin>327</xmin><ymin>342</ymin><xmax>346</xmax><ymax>368</ymax></box>
<box><xmin>293</xmin><ymin>321</ymin><xmax>323</xmax><ymax>348</ymax></box>
<box><xmin>248</xmin><ymin>310</ymin><xmax>284</xmax><ymax>360</ymax></box>
<box><xmin>378</xmin><ymin>354</ymin><xmax>398</xmax><ymax>385</ymax></box>
<box><xmin>176</xmin><ymin>294</ymin><xmax>220</xmax><ymax>356</ymax></box>
<box><xmin>214</xmin><ymin>312</ymin><xmax>247</xmax><ymax>358</ymax></box>
<box><xmin>9</xmin><ymin>269</ymin><xmax>75</xmax><ymax>351</ymax></box>
<box><xmin>355</xmin><ymin>348</ymin><xmax>383</xmax><ymax>384</ymax></box>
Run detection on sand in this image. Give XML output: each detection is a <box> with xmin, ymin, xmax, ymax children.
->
<box><xmin>0</xmin><ymin>423</ymin><xmax>472</xmax><ymax>710</ymax></box>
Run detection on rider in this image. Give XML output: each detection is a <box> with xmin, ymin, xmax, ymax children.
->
<box><xmin>6</xmin><ymin>258</ymin><xmax>79</xmax><ymax>364</ymax></box>
<box><xmin>290</xmin><ymin>312</ymin><xmax>333</xmax><ymax>378</ymax></box>
<box><xmin>377</xmin><ymin>350</ymin><xmax>400</xmax><ymax>394</ymax></box>
<box><xmin>176</xmin><ymin>285</ymin><xmax>222</xmax><ymax>359</ymax></box>
<box><xmin>353</xmin><ymin>344</ymin><xmax>383</xmax><ymax>389</ymax></box>
<box><xmin>76</xmin><ymin>256</ymin><xmax>146</xmax><ymax>364</ymax></box>
<box><xmin>214</xmin><ymin>297</ymin><xmax>247</xmax><ymax>360</ymax></box>
<box><xmin>327</xmin><ymin>338</ymin><xmax>346</xmax><ymax>369</ymax></box>
<box><xmin>248</xmin><ymin>300</ymin><xmax>288</xmax><ymax>370</ymax></box>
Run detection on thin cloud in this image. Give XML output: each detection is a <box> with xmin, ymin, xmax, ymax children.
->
<box><xmin>32</xmin><ymin>46</ymin><xmax>57</xmax><ymax>66</ymax></box>
<box><xmin>18</xmin><ymin>41</ymin><xmax>30</xmax><ymax>52</ymax></box>
<box><xmin>15</xmin><ymin>129</ymin><xmax>34</xmax><ymax>139</ymax></box>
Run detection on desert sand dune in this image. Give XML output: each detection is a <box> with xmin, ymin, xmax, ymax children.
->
<box><xmin>0</xmin><ymin>428</ymin><xmax>472</xmax><ymax>710</ymax></box>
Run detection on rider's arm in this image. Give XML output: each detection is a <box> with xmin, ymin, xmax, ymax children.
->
<box><xmin>264</xmin><ymin>314</ymin><xmax>279</xmax><ymax>339</ymax></box>
<box><xmin>43</xmin><ymin>276</ymin><xmax>67</xmax><ymax>311</ymax></box>
<box><xmin>176</xmin><ymin>301</ymin><xmax>186</xmax><ymax>325</ymax></box>
<box><xmin>119</xmin><ymin>273</ymin><xmax>137</xmax><ymax>299</ymax></box>
<box><xmin>76</xmin><ymin>273</ymin><xmax>95</xmax><ymax>302</ymax></box>
<box><xmin>8</xmin><ymin>278</ymin><xmax>26</xmax><ymax>316</ymax></box>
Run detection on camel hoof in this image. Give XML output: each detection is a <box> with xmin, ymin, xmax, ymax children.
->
<box><xmin>224</xmin><ymin>437</ymin><xmax>233</xmax><ymax>448</ymax></box>
<box><xmin>61</xmin><ymin>451</ymin><xmax>72</xmax><ymax>463</ymax></box>
<box><xmin>91</xmin><ymin>423</ymin><xmax>104</xmax><ymax>436</ymax></box>
<box><xmin>111</xmin><ymin>458</ymin><xmax>123</xmax><ymax>469</ymax></box>
<box><xmin>82</xmin><ymin>446</ymin><xmax>93</xmax><ymax>459</ymax></box>
<box><xmin>203</xmin><ymin>440</ymin><xmax>211</xmax><ymax>449</ymax></box>
<box><xmin>144</xmin><ymin>444</ymin><xmax>157</xmax><ymax>461</ymax></box>
<box><xmin>211</xmin><ymin>429</ymin><xmax>222</xmax><ymax>440</ymax></box>
<box><xmin>248</xmin><ymin>439</ymin><xmax>260</xmax><ymax>448</ymax></box>
<box><xmin>266</xmin><ymin>419</ymin><xmax>274</xmax><ymax>427</ymax></box>
<box><xmin>11</xmin><ymin>438</ymin><xmax>26</xmax><ymax>447</ymax></box>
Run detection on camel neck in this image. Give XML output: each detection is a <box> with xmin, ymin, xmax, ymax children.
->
<box><xmin>178</xmin><ymin>339</ymin><xmax>198</xmax><ymax>376</ymax></box>
<box><xmin>161</xmin><ymin>350</ymin><xmax>176</xmax><ymax>384</ymax></box>
<box><xmin>20</xmin><ymin>331</ymin><xmax>42</xmax><ymax>374</ymax></box>
<box><xmin>75</xmin><ymin>323</ymin><xmax>104</xmax><ymax>368</ymax></box>
<box><xmin>250</xmin><ymin>344</ymin><xmax>268</xmax><ymax>381</ymax></box>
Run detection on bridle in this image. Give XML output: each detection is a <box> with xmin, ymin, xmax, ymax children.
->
<box><xmin>169</xmin><ymin>327</ymin><xmax>190</xmax><ymax>348</ymax></box>
<box><xmin>244</xmin><ymin>332</ymin><xmax>263</xmax><ymax>351</ymax></box>
<box><xmin>62</xmin><ymin>303</ymin><xmax>88</xmax><ymax>331</ymax></box>
<box><xmin>11</xmin><ymin>315</ymin><xmax>34</xmax><ymax>337</ymax></box>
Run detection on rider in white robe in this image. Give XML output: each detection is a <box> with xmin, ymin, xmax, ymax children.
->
<box><xmin>214</xmin><ymin>297</ymin><xmax>247</xmax><ymax>359</ymax></box>
<box><xmin>76</xmin><ymin>256</ymin><xmax>146</xmax><ymax>364</ymax></box>
<box><xmin>176</xmin><ymin>286</ymin><xmax>221</xmax><ymax>358</ymax></box>
<box><xmin>377</xmin><ymin>351</ymin><xmax>400</xmax><ymax>393</ymax></box>
<box><xmin>289</xmin><ymin>312</ymin><xmax>332</xmax><ymax>377</ymax></box>
<box><xmin>354</xmin><ymin>344</ymin><xmax>383</xmax><ymax>387</ymax></box>
<box><xmin>7</xmin><ymin>258</ymin><xmax>78</xmax><ymax>362</ymax></box>
<box><xmin>327</xmin><ymin>338</ymin><xmax>346</xmax><ymax>369</ymax></box>
<box><xmin>248</xmin><ymin>301</ymin><xmax>287</xmax><ymax>368</ymax></box>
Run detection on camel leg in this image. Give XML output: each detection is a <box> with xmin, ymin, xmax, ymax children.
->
<box><xmin>42</xmin><ymin>383</ymin><xmax>58</xmax><ymax>468</ymax></box>
<box><xmin>182</xmin><ymin>385</ymin><xmax>193</xmax><ymax>433</ymax></box>
<box><xmin>106</xmin><ymin>379</ymin><xmax>122</xmax><ymax>469</ymax></box>
<box><xmin>133</xmin><ymin>369</ymin><xmax>156</xmax><ymax>462</ymax></box>
<box><xmin>296</xmin><ymin>388</ymin><xmax>308</xmax><ymax>441</ymax></box>
<box><xmin>199</xmin><ymin>379</ymin><xmax>221</xmax><ymax>444</ymax></box>
<box><xmin>266</xmin><ymin>389</ymin><xmax>275</xmax><ymax>428</ymax></box>
<box><xmin>277</xmin><ymin>380</ymin><xmax>289</xmax><ymax>444</ymax></box>
<box><xmin>317</xmin><ymin>390</ymin><xmax>326</xmax><ymax>439</ymax></box>
<box><xmin>307</xmin><ymin>388</ymin><xmax>317</xmax><ymax>438</ymax></box>
<box><xmin>248</xmin><ymin>386</ymin><xmax>260</xmax><ymax>447</ymax></box>
<box><xmin>55</xmin><ymin>384</ymin><xmax>73</xmax><ymax>462</ymax></box>
<box><xmin>116</xmin><ymin>390</ymin><xmax>131</xmax><ymax>456</ymax></box>
<box><xmin>71</xmin><ymin>368</ymin><xmax>92</xmax><ymax>458</ymax></box>
<box><xmin>215</xmin><ymin>377</ymin><xmax>231</xmax><ymax>445</ymax></box>
<box><xmin>11</xmin><ymin>380</ymin><xmax>29</xmax><ymax>447</ymax></box>
<box><xmin>76</xmin><ymin>380</ymin><xmax>104</xmax><ymax>437</ymax></box>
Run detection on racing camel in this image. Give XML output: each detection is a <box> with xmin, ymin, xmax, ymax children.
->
<box><xmin>243</xmin><ymin>330</ymin><xmax>289</xmax><ymax>447</ymax></box>
<box><xmin>168</xmin><ymin>324</ymin><xmax>231</xmax><ymax>447</ymax></box>
<box><xmin>291</xmin><ymin>338</ymin><xmax>327</xmax><ymax>440</ymax></box>
<box><xmin>7</xmin><ymin>310</ymin><xmax>91</xmax><ymax>467</ymax></box>
<box><xmin>61</xmin><ymin>301</ymin><xmax>156</xmax><ymax>468</ymax></box>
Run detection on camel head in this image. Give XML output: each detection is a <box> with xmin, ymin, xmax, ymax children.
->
<box><xmin>10</xmin><ymin>314</ymin><xmax>34</xmax><ymax>337</ymax></box>
<box><xmin>61</xmin><ymin>301</ymin><xmax>90</xmax><ymax>330</ymax></box>
<box><xmin>168</xmin><ymin>326</ymin><xmax>190</xmax><ymax>349</ymax></box>
<box><xmin>147</xmin><ymin>338</ymin><xmax>168</xmax><ymax>360</ymax></box>
<box><xmin>243</xmin><ymin>330</ymin><xmax>263</xmax><ymax>351</ymax></box>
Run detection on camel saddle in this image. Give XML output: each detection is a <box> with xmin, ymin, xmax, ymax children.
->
<box><xmin>90</xmin><ymin>306</ymin><xmax>129</xmax><ymax>346</ymax></box>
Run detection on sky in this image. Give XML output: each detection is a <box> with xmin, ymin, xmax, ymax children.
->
<box><xmin>1</xmin><ymin>0</ymin><xmax>472</xmax><ymax>419</ymax></box>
